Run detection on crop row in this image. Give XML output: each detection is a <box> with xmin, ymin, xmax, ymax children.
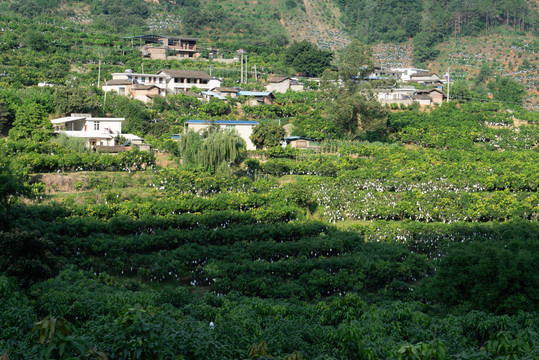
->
<box><xmin>9</xmin><ymin>150</ymin><xmax>155</xmax><ymax>172</ymax></box>
<box><xmin>315</xmin><ymin>188</ymin><xmax>538</xmax><ymax>223</ymax></box>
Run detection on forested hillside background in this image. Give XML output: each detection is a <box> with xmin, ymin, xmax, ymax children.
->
<box><xmin>0</xmin><ymin>0</ymin><xmax>537</xmax><ymax>108</ymax></box>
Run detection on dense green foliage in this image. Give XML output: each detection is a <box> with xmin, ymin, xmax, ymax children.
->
<box><xmin>250</xmin><ymin>122</ymin><xmax>286</xmax><ymax>149</ymax></box>
<box><xmin>0</xmin><ymin>3</ymin><xmax>538</xmax><ymax>359</ymax></box>
<box><xmin>283</xmin><ymin>41</ymin><xmax>333</xmax><ymax>76</ymax></box>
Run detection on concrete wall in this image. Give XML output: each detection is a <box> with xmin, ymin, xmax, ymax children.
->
<box><xmin>379</xmin><ymin>99</ymin><xmax>413</xmax><ymax>106</ymax></box>
<box><xmin>266</xmin><ymin>81</ymin><xmax>290</xmax><ymax>93</ymax></box>
<box><xmin>147</xmin><ymin>47</ymin><xmax>167</xmax><ymax>60</ymax></box>
<box><xmin>187</xmin><ymin>123</ymin><xmax>257</xmax><ymax>150</ymax></box>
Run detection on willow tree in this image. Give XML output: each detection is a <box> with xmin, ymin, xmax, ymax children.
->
<box><xmin>179</xmin><ymin>129</ymin><xmax>246</xmax><ymax>173</ymax></box>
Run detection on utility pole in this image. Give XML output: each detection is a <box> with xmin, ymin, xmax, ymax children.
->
<box><xmin>240</xmin><ymin>51</ymin><xmax>243</xmax><ymax>84</ymax></box>
<box><xmin>446</xmin><ymin>67</ymin><xmax>450</xmax><ymax>102</ymax></box>
<box><xmin>254</xmin><ymin>65</ymin><xmax>257</xmax><ymax>81</ymax></box>
<box><xmin>97</xmin><ymin>60</ymin><xmax>101</xmax><ymax>88</ymax></box>
<box><xmin>103</xmin><ymin>79</ymin><xmax>107</xmax><ymax>112</ymax></box>
<box><xmin>245</xmin><ymin>54</ymin><xmax>248</xmax><ymax>83</ymax></box>
<box><xmin>210</xmin><ymin>65</ymin><xmax>212</xmax><ymax>77</ymax></box>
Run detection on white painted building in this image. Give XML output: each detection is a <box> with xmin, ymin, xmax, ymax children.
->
<box><xmin>102</xmin><ymin>69</ymin><xmax>221</xmax><ymax>100</ymax></box>
<box><xmin>266</xmin><ymin>76</ymin><xmax>304</xmax><ymax>93</ymax></box>
<box><xmin>391</xmin><ymin>68</ymin><xmax>429</xmax><ymax>82</ymax></box>
<box><xmin>185</xmin><ymin>120</ymin><xmax>258</xmax><ymax>150</ymax></box>
<box><xmin>51</xmin><ymin>114</ymin><xmax>142</xmax><ymax>148</ymax></box>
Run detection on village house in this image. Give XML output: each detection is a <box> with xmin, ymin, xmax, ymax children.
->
<box><xmin>156</xmin><ymin>69</ymin><xmax>221</xmax><ymax>93</ymax></box>
<box><xmin>237</xmin><ymin>91</ymin><xmax>275</xmax><ymax>106</ymax></box>
<box><xmin>266</xmin><ymin>77</ymin><xmax>304</xmax><ymax>93</ymax></box>
<box><xmin>407</xmin><ymin>72</ymin><xmax>442</xmax><ymax>85</ymax></box>
<box><xmin>365</xmin><ymin>67</ymin><xmax>403</xmax><ymax>80</ymax></box>
<box><xmin>51</xmin><ymin>114</ymin><xmax>143</xmax><ymax>148</ymax></box>
<box><xmin>283</xmin><ymin>136</ymin><xmax>317</xmax><ymax>149</ymax></box>
<box><xmin>377</xmin><ymin>87</ymin><xmax>416</xmax><ymax>105</ymax></box>
<box><xmin>102</xmin><ymin>69</ymin><xmax>221</xmax><ymax>101</ymax></box>
<box><xmin>391</xmin><ymin>67</ymin><xmax>429</xmax><ymax>82</ymax></box>
<box><xmin>412</xmin><ymin>88</ymin><xmax>445</xmax><ymax>105</ymax></box>
<box><xmin>124</xmin><ymin>34</ymin><xmax>200</xmax><ymax>60</ymax></box>
<box><xmin>185</xmin><ymin>120</ymin><xmax>258</xmax><ymax>150</ymax></box>
<box><xmin>211</xmin><ymin>87</ymin><xmax>241</xmax><ymax>98</ymax></box>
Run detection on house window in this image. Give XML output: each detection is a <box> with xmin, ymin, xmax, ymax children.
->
<box><xmin>119</xmin><ymin>87</ymin><xmax>125</xmax><ymax>96</ymax></box>
<box><xmin>94</xmin><ymin>121</ymin><xmax>100</xmax><ymax>131</ymax></box>
<box><xmin>159</xmin><ymin>78</ymin><xmax>163</xmax><ymax>84</ymax></box>
<box><xmin>141</xmin><ymin>76</ymin><xmax>145</xmax><ymax>83</ymax></box>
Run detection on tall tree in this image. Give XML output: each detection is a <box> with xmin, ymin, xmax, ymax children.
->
<box><xmin>283</xmin><ymin>41</ymin><xmax>333</xmax><ymax>76</ymax></box>
<box><xmin>54</xmin><ymin>86</ymin><xmax>100</xmax><ymax>116</ymax></box>
<box><xmin>250</xmin><ymin>122</ymin><xmax>286</xmax><ymax>149</ymax></box>
<box><xmin>338</xmin><ymin>40</ymin><xmax>374</xmax><ymax>83</ymax></box>
<box><xmin>9</xmin><ymin>103</ymin><xmax>53</xmax><ymax>142</ymax></box>
<box><xmin>487</xmin><ymin>76</ymin><xmax>526</xmax><ymax>106</ymax></box>
<box><xmin>179</xmin><ymin>129</ymin><xmax>246</xmax><ymax>173</ymax></box>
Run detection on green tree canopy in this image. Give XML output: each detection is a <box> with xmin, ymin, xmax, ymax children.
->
<box><xmin>338</xmin><ymin>40</ymin><xmax>374</xmax><ymax>83</ymax></box>
<box><xmin>487</xmin><ymin>76</ymin><xmax>526</xmax><ymax>106</ymax></box>
<box><xmin>0</xmin><ymin>100</ymin><xmax>12</xmax><ymax>135</ymax></box>
<box><xmin>283</xmin><ymin>41</ymin><xmax>333</xmax><ymax>76</ymax></box>
<box><xmin>179</xmin><ymin>129</ymin><xmax>246</xmax><ymax>174</ymax></box>
<box><xmin>54</xmin><ymin>86</ymin><xmax>100</xmax><ymax>116</ymax></box>
<box><xmin>324</xmin><ymin>90</ymin><xmax>388</xmax><ymax>139</ymax></box>
<box><xmin>250</xmin><ymin>122</ymin><xmax>286</xmax><ymax>149</ymax></box>
<box><xmin>9</xmin><ymin>102</ymin><xmax>53</xmax><ymax>142</ymax></box>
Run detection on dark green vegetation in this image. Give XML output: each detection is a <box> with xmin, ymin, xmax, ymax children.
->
<box><xmin>0</xmin><ymin>1</ymin><xmax>538</xmax><ymax>359</ymax></box>
<box><xmin>1</xmin><ymin>98</ymin><xmax>538</xmax><ymax>359</ymax></box>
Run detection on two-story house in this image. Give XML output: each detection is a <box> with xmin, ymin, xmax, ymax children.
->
<box><xmin>102</xmin><ymin>69</ymin><xmax>221</xmax><ymax>101</ymax></box>
<box><xmin>51</xmin><ymin>114</ymin><xmax>142</xmax><ymax>148</ymax></box>
<box><xmin>156</xmin><ymin>69</ymin><xmax>221</xmax><ymax>93</ymax></box>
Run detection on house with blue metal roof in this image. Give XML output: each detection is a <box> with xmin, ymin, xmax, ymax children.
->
<box><xmin>185</xmin><ymin>120</ymin><xmax>259</xmax><ymax>150</ymax></box>
<box><xmin>237</xmin><ymin>91</ymin><xmax>275</xmax><ymax>105</ymax></box>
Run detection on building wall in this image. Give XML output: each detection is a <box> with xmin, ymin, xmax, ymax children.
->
<box><xmin>289</xmin><ymin>139</ymin><xmax>309</xmax><ymax>149</ymax></box>
<box><xmin>147</xmin><ymin>47</ymin><xmax>167</xmax><ymax>60</ymax></box>
<box><xmin>415</xmin><ymin>98</ymin><xmax>432</xmax><ymax>106</ymax></box>
<box><xmin>430</xmin><ymin>93</ymin><xmax>444</xmax><ymax>104</ymax></box>
<box><xmin>290</xmin><ymin>83</ymin><xmax>304</xmax><ymax>92</ymax></box>
<box><xmin>187</xmin><ymin>123</ymin><xmax>256</xmax><ymax>150</ymax></box>
<box><xmin>132</xmin><ymin>88</ymin><xmax>160</xmax><ymax>103</ymax></box>
<box><xmin>103</xmin><ymin>84</ymin><xmax>132</xmax><ymax>96</ymax></box>
<box><xmin>266</xmin><ymin>81</ymin><xmax>290</xmax><ymax>93</ymax></box>
<box><xmin>379</xmin><ymin>99</ymin><xmax>413</xmax><ymax>106</ymax></box>
<box><xmin>84</xmin><ymin>120</ymin><xmax>122</xmax><ymax>134</ymax></box>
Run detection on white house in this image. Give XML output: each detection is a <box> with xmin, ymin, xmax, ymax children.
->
<box><xmin>51</xmin><ymin>114</ymin><xmax>142</xmax><ymax>148</ymax></box>
<box><xmin>391</xmin><ymin>68</ymin><xmax>429</xmax><ymax>82</ymax></box>
<box><xmin>377</xmin><ymin>87</ymin><xmax>416</xmax><ymax>105</ymax></box>
<box><xmin>185</xmin><ymin>120</ymin><xmax>258</xmax><ymax>150</ymax></box>
<box><xmin>156</xmin><ymin>69</ymin><xmax>221</xmax><ymax>93</ymax></box>
<box><xmin>102</xmin><ymin>69</ymin><xmax>221</xmax><ymax>101</ymax></box>
<box><xmin>266</xmin><ymin>76</ymin><xmax>304</xmax><ymax>93</ymax></box>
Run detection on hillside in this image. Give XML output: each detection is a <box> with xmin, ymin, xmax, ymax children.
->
<box><xmin>0</xmin><ymin>0</ymin><xmax>537</xmax><ymax>108</ymax></box>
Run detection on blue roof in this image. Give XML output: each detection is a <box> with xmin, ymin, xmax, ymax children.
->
<box><xmin>201</xmin><ymin>91</ymin><xmax>226</xmax><ymax>100</ymax></box>
<box><xmin>238</xmin><ymin>91</ymin><xmax>273</xmax><ymax>97</ymax></box>
<box><xmin>186</xmin><ymin>120</ymin><xmax>258</xmax><ymax>125</ymax></box>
